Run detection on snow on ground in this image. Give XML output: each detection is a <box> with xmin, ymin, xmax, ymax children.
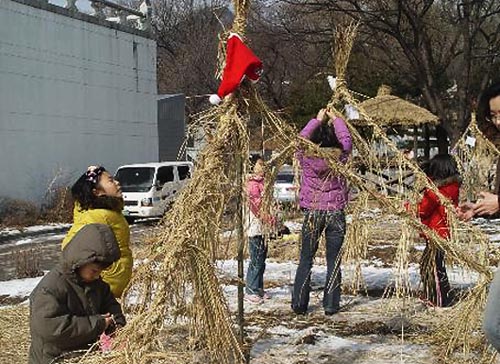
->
<box><xmin>0</xmin><ymin>216</ymin><xmax>498</xmax><ymax>363</ymax></box>
<box><xmin>0</xmin><ymin>252</ymin><xmax>481</xmax><ymax>302</ymax></box>
<box><xmin>0</xmin><ymin>223</ymin><xmax>71</xmax><ymax>236</ymax></box>
<box><xmin>0</xmin><ymin>275</ymin><xmax>44</xmax><ymax>298</ymax></box>
<box><xmin>217</xmin><ymin>260</ymin><xmax>448</xmax><ymax>363</ymax></box>
<box><xmin>217</xmin><ymin>259</ymin><xmax>478</xmax><ymax>294</ymax></box>
<box><xmin>216</xmin><ymin>258</ymin><xmax>485</xmax><ymax>363</ymax></box>
<box><xmin>0</xmin><ymin>233</ymin><xmax>67</xmax><ymax>251</ymax></box>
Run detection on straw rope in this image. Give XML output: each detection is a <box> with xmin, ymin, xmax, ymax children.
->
<box><xmin>7</xmin><ymin>11</ymin><xmax>499</xmax><ymax>364</ymax></box>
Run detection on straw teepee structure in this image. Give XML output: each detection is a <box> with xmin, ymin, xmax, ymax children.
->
<box><xmin>13</xmin><ymin>10</ymin><xmax>498</xmax><ymax>364</ymax></box>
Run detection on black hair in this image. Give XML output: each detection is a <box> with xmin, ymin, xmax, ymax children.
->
<box><xmin>249</xmin><ymin>154</ymin><xmax>263</xmax><ymax>168</ymax></box>
<box><xmin>477</xmin><ymin>82</ymin><xmax>500</xmax><ymax>140</ymax></box>
<box><xmin>478</xmin><ymin>82</ymin><xmax>500</xmax><ymax>122</ymax></box>
<box><xmin>71</xmin><ymin>169</ymin><xmax>123</xmax><ymax>212</ymax></box>
<box><xmin>310</xmin><ymin>123</ymin><xmax>342</xmax><ymax>148</ymax></box>
<box><xmin>426</xmin><ymin>154</ymin><xmax>459</xmax><ymax>181</ymax></box>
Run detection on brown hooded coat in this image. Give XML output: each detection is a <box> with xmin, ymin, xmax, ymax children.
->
<box><xmin>29</xmin><ymin>224</ymin><xmax>126</xmax><ymax>364</ymax></box>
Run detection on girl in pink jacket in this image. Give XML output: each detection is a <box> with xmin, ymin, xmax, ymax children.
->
<box><xmin>246</xmin><ymin>156</ymin><xmax>273</xmax><ymax>304</ymax></box>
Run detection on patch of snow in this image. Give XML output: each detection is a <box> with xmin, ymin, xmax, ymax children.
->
<box><xmin>283</xmin><ymin>221</ymin><xmax>302</xmax><ymax>232</ymax></box>
<box><xmin>14</xmin><ymin>238</ymin><xmax>33</xmax><ymax>246</ymax></box>
<box><xmin>24</xmin><ymin>224</ymin><xmax>71</xmax><ymax>232</ymax></box>
<box><xmin>0</xmin><ymin>274</ymin><xmax>45</xmax><ymax>297</ymax></box>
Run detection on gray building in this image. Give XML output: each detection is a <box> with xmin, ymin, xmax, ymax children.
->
<box><xmin>0</xmin><ymin>0</ymin><xmax>159</xmax><ymax>202</ymax></box>
<box><xmin>158</xmin><ymin>94</ymin><xmax>186</xmax><ymax>161</ymax></box>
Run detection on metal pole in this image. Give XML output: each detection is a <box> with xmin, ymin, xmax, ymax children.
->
<box><xmin>413</xmin><ymin>125</ymin><xmax>418</xmax><ymax>158</ymax></box>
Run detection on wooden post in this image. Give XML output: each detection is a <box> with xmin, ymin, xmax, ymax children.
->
<box><xmin>261</xmin><ymin>117</ymin><xmax>265</xmax><ymax>158</ymax></box>
<box><xmin>236</xmin><ymin>152</ymin><xmax>247</xmax><ymax>359</ymax></box>
<box><xmin>423</xmin><ymin>124</ymin><xmax>430</xmax><ymax>161</ymax></box>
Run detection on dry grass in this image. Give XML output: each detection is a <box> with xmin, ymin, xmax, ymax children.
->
<box><xmin>0</xmin><ymin>197</ymin><xmax>40</xmax><ymax>227</ymax></box>
<box><xmin>2</xmin><ymin>9</ymin><xmax>499</xmax><ymax>364</ymax></box>
<box><xmin>12</xmin><ymin>247</ymin><xmax>44</xmax><ymax>279</ymax></box>
<box><xmin>352</xmin><ymin>84</ymin><xmax>439</xmax><ymax>126</ymax></box>
<box><xmin>0</xmin><ymin>305</ymin><xmax>30</xmax><ymax>364</ymax></box>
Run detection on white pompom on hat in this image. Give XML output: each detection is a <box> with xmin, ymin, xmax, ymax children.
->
<box><xmin>209</xmin><ymin>94</ymin><xmax>222</xmax><ymax>105</ymax></box>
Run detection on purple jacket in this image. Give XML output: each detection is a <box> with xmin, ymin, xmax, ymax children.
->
<box><xmin>297</xmin><ymin>117</ymin><xmax>352</xmax><ymax>211</ymax></box>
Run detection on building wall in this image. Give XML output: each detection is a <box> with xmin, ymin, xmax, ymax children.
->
<box><xmin>158</xmin><ymin>94</ymin><xmax>186</xmax><ymax>161</ymax></box>
<box><xmin>0</xmin><ymin>0</ymin><xmax>158</xmax><ymax>201</ymax></box>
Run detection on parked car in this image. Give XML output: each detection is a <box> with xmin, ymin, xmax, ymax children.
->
<box><xmin>115</xmin><ymin>161</ymin><xmax>193</xmax><ymax>222</ymax></box>
<box><xmin>273</xmin><ymin>165</ymin><xmax>298</xmax><ymax>204</ymax></box>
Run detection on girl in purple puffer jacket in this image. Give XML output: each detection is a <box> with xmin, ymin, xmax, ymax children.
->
<box><xmin>292</xmin><ymin>108</ymin><xmax>352</xmax><ymax>315</ymax></box>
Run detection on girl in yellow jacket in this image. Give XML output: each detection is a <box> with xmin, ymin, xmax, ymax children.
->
<box><xmin>62</xmin><ymin>166</ymin><xmax>132</xmax><ymax>298</ymax></box>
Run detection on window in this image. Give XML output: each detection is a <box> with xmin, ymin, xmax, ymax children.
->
<box><xmin>178</xmin><ymin>165</ymin><xmax>191</xmax><ymax>180</ymax></box>
<box><xmin>115</xmin><ymin>167</ymin><xmax>155</xmax><ymax>192</ymax></box>
<box><xmin>157</xmin><ymin>166</ymin><xmax>174</xmax><ymax>185</ymax></box>
<box><xmin>276</xmin><ymin>173</ymin><xmax>294</xmax><ymax>184</ymax></box>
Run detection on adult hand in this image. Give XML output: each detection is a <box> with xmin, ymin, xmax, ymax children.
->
<box><xmin>325</xmin><ymin>109</ymin><xmax>337</xmax><ymax>120</ymax></box>
<box><xmin>316</xmin><ymin>109</ymin><xmax>326</xmax><ymax>122</ymax></box>
<box><xmin>473</xmin><ymin>192</ymin><xmax>500</xmax><ymax>216</ymax></box>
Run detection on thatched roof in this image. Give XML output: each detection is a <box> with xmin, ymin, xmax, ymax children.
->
<box><xmin>353</xmin><ymin>85</ymin><xmax>439</xmax><ymax>126</ymax></box>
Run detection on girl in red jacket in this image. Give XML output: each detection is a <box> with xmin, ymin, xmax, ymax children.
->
<box><xmin>418</xmin><ymin>154</ymin><xmax>460</xmax><ymax>307</ymax></box>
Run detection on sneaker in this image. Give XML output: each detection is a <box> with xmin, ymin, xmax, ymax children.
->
<box><xmin>292</xmin><ymin>306</ymin><xmax>307</xmax><ymax>315</ymax></box>
<box><xmin>261</xmin><ymin>291</ymin><xmax>272</xmax><ymax>300</ymax></box>
<box><xmin>245</xmin><ymin>294</ymin><xmax>264</xmax><ymax>305</ymax></box>
<box><xmin>325</xmin><ymin>309</ymin><xmax>339</xmax><ymax>316</ymax></box>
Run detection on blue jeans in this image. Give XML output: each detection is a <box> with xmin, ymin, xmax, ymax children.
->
<box><xmin>246</xmin><ymin>235</ymin><xmax>268</xmax><ymax>295</ymax></box>
<box><xmin>292</xmin><ymin>209</ymin><xmax>346</xmax><ymax>313</ymax></box>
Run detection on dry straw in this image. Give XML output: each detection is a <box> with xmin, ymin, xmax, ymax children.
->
<box><xmin>5</xmin><ymin>7</ymin><xmax>499</xmax><ymax>364</ymax></box>
<box><xmin>257</xmin><ymin>21</ymin><xmax>498</xmax><ymax>361</ymax></box>
<box><xmin>0</xmin><ymin>305</ymin><xmax>30</xmax><ymax>364</ymax></box>
<box><xmin>67</xmin><ymin>1</ymin><xmax>254</xmax><ymax>363</ymax></box>
<box><xmin>351</xmin><ymin>84</ymin><xmax>440</xmax><ymax>127</ymax></box>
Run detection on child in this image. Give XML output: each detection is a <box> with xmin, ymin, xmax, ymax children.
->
<box><xmin>245</xmin><ymin>156</ymin><xmax>273</xmax><ymax>304</ymax></box>
<box><xmin>417</xmin><ymin>154</ymin><xmax>460</xmax><ymax>307</ymax></box>
<box><xmin>29</xmin><ymin>224</ymin><xmax>126</xmax><ymax>364</ymax></box>
<box><xmin>62</xmin><ymin>166</ymin><xmax>132</xmax><ymax>298</ymax></box>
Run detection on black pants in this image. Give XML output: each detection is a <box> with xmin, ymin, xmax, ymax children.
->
<box><xmin>420</xmin><ymin>242</ymin><xmax>451</xmax><ymax>307</ymax></box>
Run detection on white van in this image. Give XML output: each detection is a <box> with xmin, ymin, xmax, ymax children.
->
<box><xmin>115</xmin><ymin>162</ymin><xmax>193</xmax><ymax>221</ymax></box>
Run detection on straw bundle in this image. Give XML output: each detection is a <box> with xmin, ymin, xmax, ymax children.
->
<box><xmin>0</xmin><ymin>305</ymin><xmax>30</xmax><ymax>364</ymax></box>
<box><xmin>51</xmin><ymin>14</ymin><xmax>499</xmax><ymax>364</ymax></box>
<box><xmin>254</xmin><ymin>21</ymin><xmax>498</xmax><ymax>361</ymax></box>
<box><xmin>342</xmin><ymin>192</ymin><xmax>370</xmax><ymax>294</ymax></box>
<box><xmin>454</xmin><ymin>114</ymin><xmax>500</xmax><ymax>202</ymax></box>
<box><xmin>69</xmin><ymin>1</ymin><xmax>254</xmax><ymax>363</ymax></box>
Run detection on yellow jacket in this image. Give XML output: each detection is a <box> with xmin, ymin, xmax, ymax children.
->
<box><xmin>62</xmin><ymin>205</ymin><xmax>133</xmax><ymax>298</ymax></box>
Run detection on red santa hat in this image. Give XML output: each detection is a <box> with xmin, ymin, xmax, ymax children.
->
<box><xmin>209</xmin><ymin>33</ymin><xmax>263</xmax><ymax>105</ymax></box>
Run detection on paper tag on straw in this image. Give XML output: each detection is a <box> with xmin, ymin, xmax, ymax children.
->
<box><xmin>344</xmin><ymin>104</ymin><xmax>360</xmax><ymax>120</ymax></box>
<box><xmin>465</xmin><ymin>136</ymin><xmax>476</xmax><ymax>147</ymax></box>
<box><xmin>327</xmin><ymin>76</ymin><xmax>337</xmax><ymax>91</ymax></box>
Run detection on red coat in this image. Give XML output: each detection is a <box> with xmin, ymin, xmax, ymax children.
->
<box><xmin>418</xmin><ymin>179</ymin><xmax>459</xmax><ymax>239</ymax></box>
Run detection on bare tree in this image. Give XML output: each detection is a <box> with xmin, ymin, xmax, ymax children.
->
<box><xmin>282</xmin><ymin>0</ymin><xmax>500</xmax><ymax>150</ymax></box>
<box><xmin>152</xmin><ymin>0</ymin><xmax>231</xmax><ymax>114</ymax></box>
<box><xmin>246</xmin><ymin>0</ymin><xmax>344</xmax><ymax>124</ymax></box>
